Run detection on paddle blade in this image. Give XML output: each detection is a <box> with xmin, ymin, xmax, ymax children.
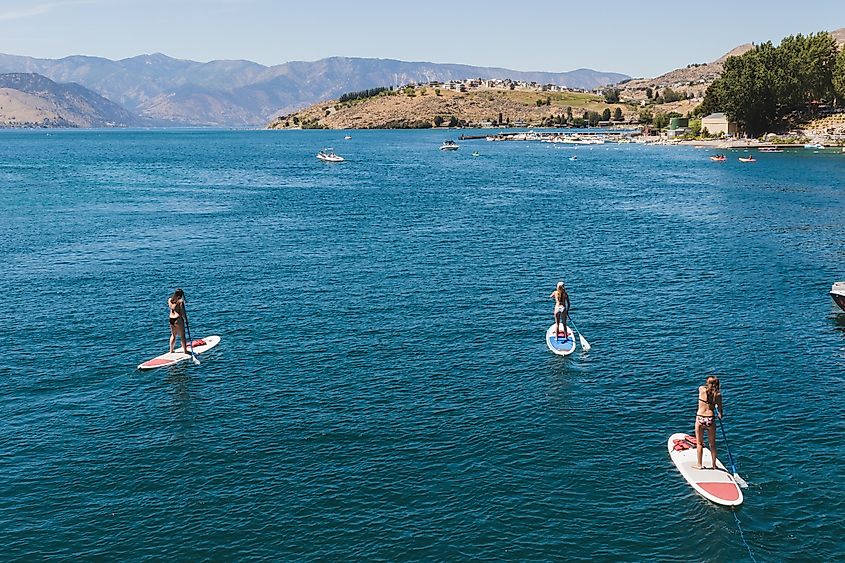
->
<box><xmin>579</xmin><ymin>334</ymin><xmax>591</xmax><ymax>351</ymax></box>
<box><xmin>734</xmin><ymin>473</ymin><xmax>748</xmax><ymax>488</ymax></box>
<box><xmin>191</xmin><ymin>354</ymin><xmax>201</xmax><ymax>365</ymax></box>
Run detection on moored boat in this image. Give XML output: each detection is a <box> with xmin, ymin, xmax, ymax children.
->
<box><xmin>759</xmin><ymin>147</ymin><xmax>783</xmax><ymax>153</ymax></box>
<box><xmin>831</xmin><ymin>282</ymin><xmax>845</xmax><ymax>312</ymax></box>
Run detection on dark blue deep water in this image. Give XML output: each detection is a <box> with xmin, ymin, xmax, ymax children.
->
<box><xmin>1</xmin><ymin>129</ymin><xmax>844</xmax><ymax>561</ymax></box>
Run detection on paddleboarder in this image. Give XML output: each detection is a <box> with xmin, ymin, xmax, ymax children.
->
<box><xmin>693</xmin><ymin>376</ymin><xmax>723</xmax><ymax>470</ymax></box>
<box><xmin>168</xmin><ymin>288</ymin><xmax>189</xmax><ymax>354</ymax></box>
<box><xmin>549</xmin><ymin>281</ymin><xmax>570</xmax><ymax>339</ymax></box>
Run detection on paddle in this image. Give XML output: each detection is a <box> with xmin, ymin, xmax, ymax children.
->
<box><xmin>183</xmin><ymin>307</ymin><xmax>201</xmax><ymax>366</ymax></box>
<box><xmin>716</xmin><ymin>407</ymin><xmax>747</xmax><ymax>488</ymax></box>
<box><xmin>566</xmin><ymin>313</ymin><xmax>591</xmax><ymax>351</ymax></box>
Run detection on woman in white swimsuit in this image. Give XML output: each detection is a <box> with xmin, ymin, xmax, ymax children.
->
<box><xmin>693</xmin><ymin>376</ymin><xmax>723</xmax><ymax>470</ymax></box>
<box><xmin>549</xmin><ymin>281</ymin><xmax>570</xmax><ymax>339</ymax></box>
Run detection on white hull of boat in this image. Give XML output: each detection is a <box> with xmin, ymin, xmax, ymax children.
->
<box><xmin>831</xmin><ymin>282</ymin><xmax>845</xmax><ymax>312</ymax></box>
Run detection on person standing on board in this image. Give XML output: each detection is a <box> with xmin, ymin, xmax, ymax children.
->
<box><xmin>693</xmin><ymin>376</ymin><xmax>723</xmax><ymax>470</ymax></box>
<box><xmin>549</xmin><ymin>281</ymin><xmax>571</xmax><ymax>339</ymax></box>
<box><xmin>168</xmin><ymin>288</ymin><xmax>189</xmax><ymax>354</ymax></box>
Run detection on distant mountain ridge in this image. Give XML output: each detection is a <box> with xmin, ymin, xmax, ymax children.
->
<box><xmin>0</xmin><ymin>53</ymin><xmax>629</xmax><ymax>127</ymax></box>
<box><xmin>0</xmin><ymin>73</ymin><xmax>139</xmax><ymax>127</ymax></box>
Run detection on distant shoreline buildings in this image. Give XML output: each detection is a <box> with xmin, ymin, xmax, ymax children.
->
<box><xmin>391</xmin><ymin>78</ymin><xmax>591</xmax><ymax>95</ymax></box>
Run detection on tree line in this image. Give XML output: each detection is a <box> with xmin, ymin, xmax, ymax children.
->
<box><xmin>699</xmin><ymin>31</ymin><xmax>845</xmax><ymax>136</ymax></box>
<box><xmin>338</xmin><ymin>87</ymin><xmax>390</xmax><ymax>103</ymax></box>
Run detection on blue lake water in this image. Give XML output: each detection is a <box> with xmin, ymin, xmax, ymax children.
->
<box><xmin>1</xmin><ymin>129</ymin><xmax>844</xmax><ymax>561</ymax></box>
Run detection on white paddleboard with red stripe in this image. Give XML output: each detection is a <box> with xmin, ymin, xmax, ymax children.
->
<box><xmin>668</xmin><ymin>433</ymin><xmax>743</xmax><ymax>506</ymax></box>
<box><xmin>137</xmin><ymin>335</ymin><xmax>221</xmax><ymax>370</ymax></box>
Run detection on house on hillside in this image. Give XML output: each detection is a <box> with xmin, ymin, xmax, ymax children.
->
<box><xmin>701</xmin><ymin>112</ymin><xmax>738</xmax><ymax>136</ymax></box>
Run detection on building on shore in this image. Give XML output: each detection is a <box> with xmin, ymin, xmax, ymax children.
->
<box><xmin>701</xmin><ymin>112</ymin><xmax>738</xmax><ymax>136</ymax></box>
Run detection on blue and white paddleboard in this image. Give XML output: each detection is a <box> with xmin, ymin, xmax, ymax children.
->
<box><xmin>546</xmin><ymin>323</ymin><xmax>576</xmax><ymax>356</ymax></box>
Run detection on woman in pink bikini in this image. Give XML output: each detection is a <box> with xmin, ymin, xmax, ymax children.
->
<box><xmin>693</xmin><ymin>376</ymin><xmax>723</xmax><ymax>469</ymax></box>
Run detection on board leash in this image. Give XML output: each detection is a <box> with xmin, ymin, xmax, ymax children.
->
<box><xmin>732</xmin><ymin>510</ymin><xmax>757</xmax><ymax>563</ymax></box>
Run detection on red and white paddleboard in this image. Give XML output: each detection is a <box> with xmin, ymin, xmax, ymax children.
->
<box><xmin>668</xmin><ymin>433</ymin><xmax>743</xmax><ymax>506</ymax></box>
<box><xmin>137</xmin><ymin>335</ymin><xmax>221</xmax><ymax>370</ymax></box>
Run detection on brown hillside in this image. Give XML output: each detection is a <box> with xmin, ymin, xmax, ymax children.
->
<box><xmin>620</xmin><ymin>27</ymin><xmax>844</xmax><ymax>103</ymax></box>
<box><xmin>0</xmin><ymin>88</ymin><xmax>73</xmax><ymax>127</ymax></box>
<box><xmin>620</xmin><ymin>44</ymin><xmax>753</xmax><ymax>102</ymax></box>
<box><xmin>268</xmin><ymin>88</ymin><xmax>635</xmax><ymax>130</ymax></box>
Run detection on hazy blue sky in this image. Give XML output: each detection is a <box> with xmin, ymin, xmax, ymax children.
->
<box><xmin>1</xmin><ymin>0</ymin><xmax>843</xmax><ymax>77</ymax></box>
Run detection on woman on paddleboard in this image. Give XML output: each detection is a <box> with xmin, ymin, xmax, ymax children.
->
<box><xmin>168</xmin><ymin>288</ymin><xmax>189</xmax><ymax>354</ymax></box>
<box><xmin>693</xmin><ymin>376</ymin><xmax>723</xmax><ymax>470</ymax></box>
<box><xmin>550</xmin><ymin>281</ymin><xmax>570</xmax><ymax>338</ymax></box>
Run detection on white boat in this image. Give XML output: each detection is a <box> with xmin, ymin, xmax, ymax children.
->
<box><xmin>344</xmin><ymin>135</ymin><xmax>352</xmax><ymax>140</ymax></box>
<box><xmin>440</xmin><ymin>140</ymin><xmax>459</xmax><ymax>151</ymax></box>
<box><xmin>317</xmin><ymin>148</ymin><xmax>344</xmax><ymax>162</ymax></box>
<box><xmin>831</xmin><ymin>282</ymin><xmax>845</xmax><ymax>312</ymax></box>
<box><xmin>804</xmin><ymin>143</ymin><xmax>824</xmax><ymax>149</ymax></box>
<box><xmin>558</xmin><ymin>136</ymin><xmax>604</xmax><ymax>145</ymax></box>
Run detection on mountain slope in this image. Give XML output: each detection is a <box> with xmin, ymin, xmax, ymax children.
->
<box><xmin>0</xmin><ymin>73</ymin><xmax>139</xmax><ymax>127</ymax></box>
<box><xmin>0</xmin><ymin>53</ymin><xmax>629</xmax><ymax>126</ymax></box>
<box><xmin>620</xmin><ymin>27</ymin><xmax>845</xmax><ymax>103</ymax></box>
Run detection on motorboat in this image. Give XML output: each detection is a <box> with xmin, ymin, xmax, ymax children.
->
<box><xmin>804</xmin><ymin>143</ymin><xmax>824</xmax><ymax>149</ymax></box>
<box><xmin>831</xmin><ymin>282</ymin><xmax>845</xmax><ymax>312</ymax></box>
<box><xmin>440</xmin><ymin>140</ymin><xmax>459</xmax><ymax>151</ymax></box>
<box><xmin>569</xmin><ymin>155</ymin><xmax>578</xmax><ymax>161</ymax></box>
<box><xmin>710</xmin><ymin>155</ymin><xmax>727</xmax><ymax>162</ymax></box>
<box><xmin>471</xmin><ymin>151</ymin><xmax>480</xmax><ymax>157</ymax></box>
<box><xmin>317</xmin><ymin>148</ymin><xmax>344</xmax><ymax>162</ymax></box>
<box><xmin>738</xmin><ymin>156</ymin><xmax>756</xmax><ymax>163</ymax></box>
<box><xmin>344</xmin><ymin>135</ymin><xmax>352</xmax><ymax>140</ymax></box>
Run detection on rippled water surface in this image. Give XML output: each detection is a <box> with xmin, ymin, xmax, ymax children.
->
<box><xmin>2</xmin><ymin>129</ymin><xmax>844</xmax><ymax>561</ymax></box>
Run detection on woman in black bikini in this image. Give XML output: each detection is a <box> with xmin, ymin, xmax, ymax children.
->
<box><xmin>168</xmin><ymin>288</ymin><xmax>188</xmax><ymax>354</ymax></box>
<box><xmin>693</xmin><ymin>376</ymin><xmax>723</xmax><ymax>470</ymax></box>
